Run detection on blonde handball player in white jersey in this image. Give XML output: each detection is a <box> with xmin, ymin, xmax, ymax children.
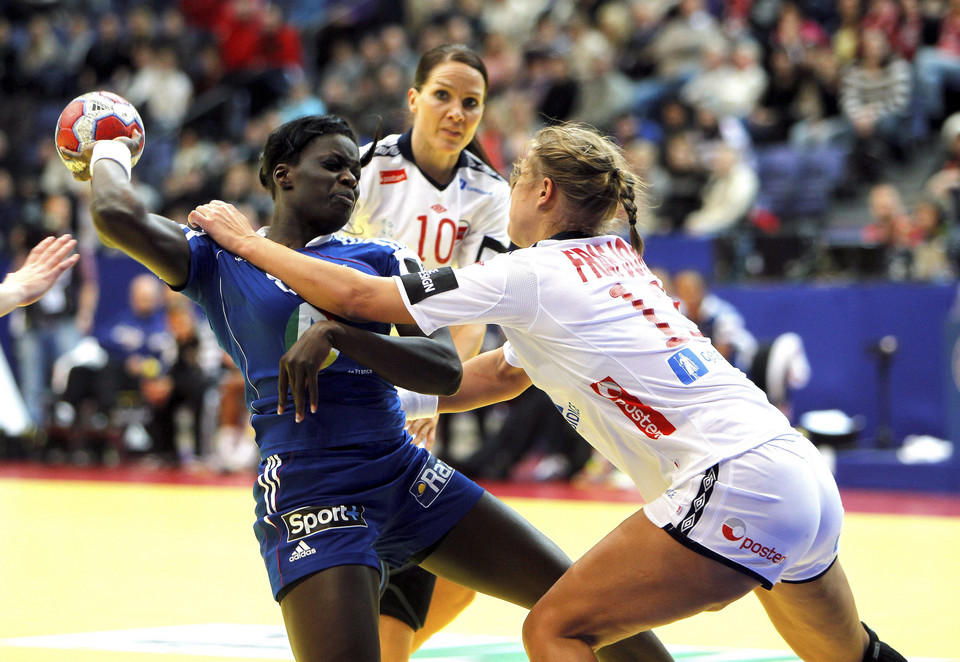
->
<box><xmin>351</xmin><ymin>44</ymin><xmax>509</xmax><ymax>661</ymax></box>
<box><xmin>190</xmin><ymin>124</ymin><xmax>907</xmax><ymax>662</ymax></box>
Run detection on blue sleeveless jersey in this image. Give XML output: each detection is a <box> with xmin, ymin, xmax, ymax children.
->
<box><xmin>177</xmin><ymin>226</ymin><xmax>423</xmax><ymax>457</ymax></box>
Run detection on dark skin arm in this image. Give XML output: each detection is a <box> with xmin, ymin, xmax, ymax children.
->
<box><xmin>64</xmin><ymin>135</ymin><xmax>191</xmax><ymax>286</ymax></box>
<box><xmin>279</xmin><ymin>319</ymin><xmax>462</xmax><ymax>422</ymax></box>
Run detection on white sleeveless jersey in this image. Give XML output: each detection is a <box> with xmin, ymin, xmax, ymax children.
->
<box><xmin>352</xmin><ymin>132</ymin><xmax>510</xmax><ymax>269</ymax></box>
<box><xmin>396</xmin><ymin>233</ymin><xmax>794</xmax><ymax>500</ymax></box>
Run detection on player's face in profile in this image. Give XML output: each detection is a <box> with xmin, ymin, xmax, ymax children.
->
<box><xmin>507</xmin><ymin>157</ymin><xmax>541</xmax><ymax>248</ymax></box>
<box><xmin>409</xmin><ymin>61</ymin><xmax>486</xmax><ymax>156</ymax></box>
<box><xmin>288</xmin><ymin>133</ymin><xmax>360</xmax><ymax>233</ymax></box>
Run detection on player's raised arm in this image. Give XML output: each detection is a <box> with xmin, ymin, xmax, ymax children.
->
<box><xmin>74</xmin><ymin>139</ymin><xmax>190</xmax><ymax>287</ymax></box>
<box><xmin>56</xmin><ymin>92</ymin><xmax>190</xmax><ymax>287</ymax></box>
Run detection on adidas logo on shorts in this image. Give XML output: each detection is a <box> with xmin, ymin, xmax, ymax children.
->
<box><xmin>289</xmin><ymin>540</ymin><xmax>316</xmax><ymax>562</ymax></box>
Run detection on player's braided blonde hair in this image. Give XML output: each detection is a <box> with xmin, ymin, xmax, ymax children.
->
<box><xmin>523</xmin><ymin>123</ymin><xmax>645</xmax><ymax>254</ymax></box>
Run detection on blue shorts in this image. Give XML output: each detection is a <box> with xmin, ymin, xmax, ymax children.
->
<box><xmin>252</xmin><ymin>438</ymin><xmax>484</xmax><ymax>601</ymax></box>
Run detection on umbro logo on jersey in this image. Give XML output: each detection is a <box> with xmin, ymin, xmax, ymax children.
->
<box><xmin>289</xmin><ymin>540</ymin><xmax>316</xmax><ymax>562</ymax></box>
<box><xmin>282</xmin><ymin>504</ymin><xmax>367</xmax><ymax>542</ymax></box>
<box><xmin>590</xmin><ymin>376</ymin><xmax>676</xmax><ymax>439</ymax></box>
<box><xmin>380</xmin><ymin>169</ymin><xmax>407</xmax><ymax>184</ymax></box>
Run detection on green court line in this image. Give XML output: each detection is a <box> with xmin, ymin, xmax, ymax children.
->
<box><xmin>412</xmin><ymin>641</ymin><xmax>802</xmax><ymax>661</ymax></box>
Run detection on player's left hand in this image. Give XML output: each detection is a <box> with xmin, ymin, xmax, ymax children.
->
<box><xmin>188</xmin><ymin>200</ymin><xmax>259</xmax><ymax>254</ymax></box>
<box><xmin>3</xmin><ymin>235</ymin><xmax>80</xmax><ymax>306</ymax></box>
<box><xmin>406</xmin><ymin>414</ymin><xmax>439</xmax><ymax>450</ymax></box>
<box><xmin>277</xmin><ymin>320</ymin><xmax>341</xmax><ymax>422</ymax></box>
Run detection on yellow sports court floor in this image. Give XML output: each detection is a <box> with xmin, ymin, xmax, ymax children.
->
<box><xmin>0</xmin><ymin>464</ymin><xmax>958</xmax><ymax>661</ymax></box>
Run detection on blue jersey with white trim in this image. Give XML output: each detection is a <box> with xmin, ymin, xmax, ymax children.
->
<box><xmin>177</xmin><ymin>226</ymin><xmax>422</xmax><ymax>456</ymax></box>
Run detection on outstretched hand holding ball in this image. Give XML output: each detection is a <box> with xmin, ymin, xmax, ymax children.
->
<box><xmin>55</xmin><ymin>90</ymin><xmax>145</xmax><ymax>181</ymax></box>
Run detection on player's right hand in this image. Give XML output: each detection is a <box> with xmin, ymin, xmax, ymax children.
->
<box><xmin>277</xmin><ymin>320</ymin><xmax>341</xmax><ymax>422</ymax></box>
<box><xmin>59</xmin><ymin>131</ymin><xmax>143</xmax><ymax>182</ymax></box>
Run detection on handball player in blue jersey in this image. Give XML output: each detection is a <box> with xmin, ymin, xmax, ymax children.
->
<box><xmin>63</xmin><ymin>115</ymin><xmax>672</xmax><ymax>662</ymax></box>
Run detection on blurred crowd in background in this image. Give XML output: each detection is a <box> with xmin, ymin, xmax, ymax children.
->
<box><xmin>0</xmin><ymin>0</ymin><xmax>959</xmax><ymax>476</ymax></box>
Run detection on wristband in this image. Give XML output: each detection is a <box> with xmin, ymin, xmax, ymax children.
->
<box><xmin>396</xmin><ymin>387</ymin><xmax>439</xmax><ymax>420</ymax></box>
<box><xmin>90</xmin><ymin>140</ymin><xmax>132</xmax><ymax>181</ymax></box>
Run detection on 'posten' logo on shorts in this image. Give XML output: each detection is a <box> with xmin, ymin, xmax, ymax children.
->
<box><xmin>282</xmin><ymin>504</ymin><xmax>367</xmax><ymax>542</ymax></box>
<box><xmin>411</xmin><ymin>457</ymin><xmax>454</xmax><ymax>508</ymax></box>
<box><xmin>668</xmin><ymin>347</ymin><xmax>709</xmax><ymax>384</ymax></box>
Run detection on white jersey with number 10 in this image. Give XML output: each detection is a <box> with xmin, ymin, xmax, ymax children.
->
<box><xmin>351</xmin><ymin>132</ymin><xmax>510</xmax><ymax>269</ymax></box>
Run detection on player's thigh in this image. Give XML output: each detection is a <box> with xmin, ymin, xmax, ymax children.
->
<box><xmin>280</xmin><ymin>564</ymin><xmax>381</xmax><ymax>662</ymax></box>
<box><xmin>419</xmin><ymin>491</ymin><xmax>571</xmax><ymax>608</ymax></box>
<box><xmin>753</xmin><ymin>559</ymin><xmax>867</xmax><ymax>662</ymax></box>
<box><xmin>524</xmin><ymin>508</ymin><xmax>760</xmax><ymax>649</ymax></box>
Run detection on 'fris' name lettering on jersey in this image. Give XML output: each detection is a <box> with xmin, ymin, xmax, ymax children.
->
<box><xmin>561</xmin><ymin>236</ymin><xmax>650</xmax><ymax>283</ymax></box>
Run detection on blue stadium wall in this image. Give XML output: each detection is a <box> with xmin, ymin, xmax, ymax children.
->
<box><xmin>2</xmin><ymin>249</ymin><xmax>959</xmax><ymax>492</ymax></box>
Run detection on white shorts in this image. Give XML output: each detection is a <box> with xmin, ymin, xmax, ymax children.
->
<box><xmin>644</xmin><ymin>434</ymin><xmax>843</xmax><ymax>589</ymax></box>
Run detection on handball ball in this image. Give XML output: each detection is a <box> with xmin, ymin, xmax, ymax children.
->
<box><xmin>56</xmin><ymin>91</ymin><xmax>145</xmax><ymax>174</ymax></box>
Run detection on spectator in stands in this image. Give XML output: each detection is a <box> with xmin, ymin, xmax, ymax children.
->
<box><xmin>839</xmin><ymin>27</ymin><xmax>913</xmax><ymax>187</ymax></box>
<box><xmin>833</xmin><ymin>0</ymin><xmax>864</xmax><ymax>66</ymax></box>
<box><xmin>672</xmin><ymin>269</ymin><xmax>758</xmax><ymax>372</ymax></box>
<box><xmin>790</xmin><ymin>44</ymin><xmax>848</xmax><ymax>147</ymax></box>
<box><xmin>534</xmin><ymin>50</ymin><xmax>579</xmax><ymax>126</ymax></box>
<box><xmin>659</xmin><ymin>131</ymin><xmax>708</xmax><ymax>232</ymax></box>
<box><xmin>624</xmin><ymin>138</ymin><xmax>668</xmax><ymax>235</ymax></box>
<box><xmin>863</xmin><ymin>0</ymin><xmax>923</xmax><ymax>61</ymax></box>
<box><xmin>162</xmin><ymin>126</ymin><xmax>221</xmax><ymax>211</ymax></box>
<box><xmin>124</xmin><ymin>42</ymin><xmax>194</xmax><ymax>133</ymax></box>
<box><xmin>745</xmin><ymin>48</ymin><xmax>804</xmax><ymax>144</ymax></box>
<box><xmin>863</xmin><ymin>182</ymin><xmax>917</xmax><ymax>279</ymax></box>
<box><xmin>683</xmin><ymin>143</ymin><xmax>760</xmax><ymax>237</ymax></box>
<box><xmin>80</xmin><ymin>12</ymin><xmax>133</xmax><ymax>90</ymax></box>
<box><xmin>152</xmin><ymin>293</ymin><xmax>222</xmax><ymax>468</ymax></box>
<box><xmin>215</xmin><ymin>0</ymin><xmax>304</xmax><ymax>134</ymax></box>
<box><xmin>769</xmin><ymin>1</ymin><xmax>830</xmax><ymax>65</ymax></box>
<box><xmin>630</xmin><ymin>0</ymin><xmax>726</xmax><ymax>118</ymax></box>
<box><xmin>926</xmin><ymin>110</ymin><xmax>960</xmax><ymax>227</ymax></box>
<box><xmin>16</xmin><ymin>14</ymin><xmax>66</xmax><ymax>99</ymax></box>
<box><xmin>572</xmin><ymin>44</ymin><xmax>634</xmax><ymax>132</ymax></box>
<box><xmin>909</xmin><ymin>194</ymin><xmax>955</xmax><ymax>280</ymax></box>
<box><xmin>681</xmin><ymin>38</ymin><xmax>767</xmax><ymax>120</ymax></box>
<box><xmin>97</xmin><ymin>273</ymin><xmax>177</xmax><ymax>462</ymax></box>
<box><xmin>915</xmin><ymin>0</ymin><xmax>960</xmax><ymax>126</ymax></box>
<box><xmin>671</xmin><ymin>269</ymin><xmax>811</xmax><ymax>419</ymax></box>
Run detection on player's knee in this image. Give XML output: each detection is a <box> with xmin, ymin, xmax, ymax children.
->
<box><xmin>861</xmin><ymin>622</ymin><xmax>908</xmax><ymax>662</ymax></box>
<box><xmin>522</xmin><ymin>600</ymin><xmax>595</xmax><ymax>653</ymax></box>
